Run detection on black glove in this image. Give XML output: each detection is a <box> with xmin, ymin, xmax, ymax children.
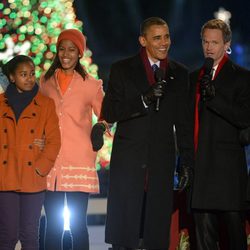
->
<box><xmin>200</xmin><ymin>80</ymin><xmax>215</xmax><ymax>101</ymax></box>
<box><xmin>142</xmin><ymin>82</ymin><xmax>165</xmax><ymax>106</ymax></box>
<box><xmin>177</xmin><ymin>165</ymin><xmax>193</xmax><ymax>191</ymax></box>
<box><xmin>90</xmin><ymin>123</ymin><xmax>106</xmax><ymax>151</ymax></box>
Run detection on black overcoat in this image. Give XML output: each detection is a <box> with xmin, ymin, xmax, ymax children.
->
<box><xmin>190</xmin><ymin>59</ymin><xmax>250</xmax><ymax>211</ymax></box>
<box><xmin>101</xmin><ymin>54</ymin><xmax>193</xmax><ymax>249</ymax></box>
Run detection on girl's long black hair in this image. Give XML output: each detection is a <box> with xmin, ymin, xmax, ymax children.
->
<box><xmin>44</xmin><ymin>53</ymin><xmax>87</xmax><ymax>81</ymax></box>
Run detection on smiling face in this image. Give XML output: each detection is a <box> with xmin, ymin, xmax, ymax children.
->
<box><xmin>9</xmin><ymin>61</ymin><xmax>36</xmax><ymax>93</ymax></box>
<box><xmin>202</xmin><ymin>28</ymin><xmax>230</xmax><ymax>66</ymax></box>
<box><xmin>139</xmin><ymin>24</ymin><xmax>171</xmax><ymax>62</ymax></box>
<box><xmin>58</xmin><ymin>39</ymin><xmax>80</xmax><ymax>74</ymax></box>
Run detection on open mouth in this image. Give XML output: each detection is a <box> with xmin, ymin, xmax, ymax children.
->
<box><xmin>61</xmin><ymin>58</ymin><xmax>71</xmax><ymax>64</ymax></box>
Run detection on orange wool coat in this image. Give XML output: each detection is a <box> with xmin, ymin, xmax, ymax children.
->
<box><xmin>0</xmin><ymin>91</ymin><xmax>61</xmax><ymax>192</ymax></box>
<box><xmin>39</xmin><ymin>70</ymin><xmax>104</xmax><ymax>193</ymax></box>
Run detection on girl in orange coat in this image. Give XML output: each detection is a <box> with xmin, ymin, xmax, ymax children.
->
<box><xmin>39</xmin><ymin>29</ymin><xmax>107</xmax><ymax>250</ymax></box>
<box><xmin>0</xmin><ymin>55</ymin><xmax>61</xmax><ymax>250</ymax></box>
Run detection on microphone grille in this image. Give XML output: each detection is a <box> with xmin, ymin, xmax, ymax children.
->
<box><xmin>204</xmin><ymin>57</ymin><xmax>214</xmax><ymax>74</ymax></box>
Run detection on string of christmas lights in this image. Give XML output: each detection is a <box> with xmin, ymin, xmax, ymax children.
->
<box><xmin>0</xmin><ymin>0</ymin><xmax>113</xmax><ymax>170</ymax></box>
<box><xmin>0</xmin><ymin>0</ymin><xmax>98</xmax><ymax>78</ymax></box>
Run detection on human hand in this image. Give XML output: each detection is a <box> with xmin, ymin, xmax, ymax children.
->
<box><xmin>142</xmin><ymin>82</ymin><xmax>165</xmax><ymax>106</ymax></box>
<box><xmin>91</xmin><ymin>123</ymin><xmax>106</xmax><ymax>151</ymax></box>
<box><xmin>177</xmin><ymin>165</ymin><xmax>193</xmax><ymax>191</ymax></box>
<box><xmin>33</xmin><ymin>138</ymin><xmax>45</xmax><ymax>151</ymax></box>
<box><xmin>200</xmin><ymin>81</ymin><xmax>215</xmax><ymax>101</ymax></box>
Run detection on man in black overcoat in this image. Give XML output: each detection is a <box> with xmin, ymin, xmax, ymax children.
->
<box><xmin>100</xmin><ymin>17</ymin><xmax>194</xmax><ymax>250</ymax></box>
<box><xmin>190</xmin><ymin>18</ymin><xmax>250</xmax><ymax>250</ymax></box>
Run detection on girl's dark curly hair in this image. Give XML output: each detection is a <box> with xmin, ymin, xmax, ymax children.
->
<box><xmin>2</xmin><ymin>55</ymin><xmax>35</xmax><ymax>81</ymax></box>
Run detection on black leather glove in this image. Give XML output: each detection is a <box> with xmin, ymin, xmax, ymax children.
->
<box><xmin>142</xmin><ymin>82</ymin><xmax>165</xmax><ymax>106</ymax></box>
<box><xmin>177</xmin><ymin>165</ymin><xmax>193</xmax><ymax>191</ymax></box>
<box><xmin>200</xmin><ymin>80</ymin><xmax>215</xmax><ymax>101</ymax></box>
<box><xmin>90</xmin><ymin>123</ymin><xmax>106</xmax><ymax>151</ymax></box>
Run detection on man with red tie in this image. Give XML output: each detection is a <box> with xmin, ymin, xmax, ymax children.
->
<box><xmin>190</xmin><ymin>18</ymin><xmax>250</xmax><ymax>250</ymax></box>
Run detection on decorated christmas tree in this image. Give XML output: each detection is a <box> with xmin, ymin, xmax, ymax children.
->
<box><xmin>0</xmin><ymin>0</ymin><xmax>113</xmax><ymax>170</ymax></box>
<box><xmin>0</xmin><ymin>0</ymin><xmax>98</xmax><ymax>77</ymax></box>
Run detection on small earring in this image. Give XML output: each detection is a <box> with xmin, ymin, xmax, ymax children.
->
<box><xmin>226</xmin><ymin>47</ymin><xmax>232</xmax><ymax>54</ymax></box>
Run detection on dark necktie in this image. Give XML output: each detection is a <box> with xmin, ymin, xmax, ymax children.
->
<box><xmin>152</xmin><ymin>63</ymin><xmax>158</xmax><ymax>72</ymax></box>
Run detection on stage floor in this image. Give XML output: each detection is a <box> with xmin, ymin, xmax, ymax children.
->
<box><xmin>15</xmin><ymin>225</ymin><xmax>111</xmax><ymax>250</ymax></box>
<box><xmin>15</xmin><ymin>198</ymin><xmax>110</xmax><ymax>250</ymax></box>
<box><xmin>89</xmin><ymin>225</ymin><xmax>111</xmax><ymax>250</ymax></box>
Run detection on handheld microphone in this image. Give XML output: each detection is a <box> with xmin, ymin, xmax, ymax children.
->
<box><xmin>202</xmin><ymin>57</ymin><xmax>214</xmax><ymax>83</ymax></box>
<box><xmin>154</xmin><ymin>68</ymin><xmax>166</xmax><ymax>111</ymax></box>
<box><xmin>200</xmin><ymin>57</ymin><xmax>214</xmax><ymax>100</ymax></box>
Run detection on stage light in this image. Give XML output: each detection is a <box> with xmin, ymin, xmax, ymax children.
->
<box><xmin>234</xmin><ymin>44</ymin><xmax>243</xmax><ymax>54</ymax></box>
<box><xmin>214</xmin><ymin>7</ymin><xmax>232</xmax><ymax>24</ymax></box>
<box><xmin>63</xmin><ymin>204</ymin><xmax>71</xmax><ymax>231</ymax></box>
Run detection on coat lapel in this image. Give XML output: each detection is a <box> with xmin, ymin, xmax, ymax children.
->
<box><xmin>129</xmin><ymin>54</ymin><xmax>151</xmax><ymax>93</ymax></box>
<box><xmin>167</xmin><ymin>61</ymin><xmax>179</xmax><ymax>86</ymax></box>
<box><xmin>213</xmin><ymin>60</ymin><xmax>236</xmax><ymax>90</ymax></box>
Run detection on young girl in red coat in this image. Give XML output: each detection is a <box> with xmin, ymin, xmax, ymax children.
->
<box><xmin>0</xmin><ymin>55</ymin><xmax>61</xmax><ymax>249</ymax></box>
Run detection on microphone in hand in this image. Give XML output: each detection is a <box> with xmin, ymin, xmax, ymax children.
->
<box><xmin>142</xmin><ymin>82</ymin><xmax>165</xmax><ymax>106</ymax></box>
<box><xmin>142</xmin><ymin>67</ymin><xmax>166</xmax><ymax>109</ymax></box>
<box><xmin>200</xmin><ymin>81</ymin><xmax>215</xmax><ymax>101</ymax></box>
<box><xmin>200</xmin><ymin>57</ymin><xmax>215</xmax><ymax>101</ymax></box>
<box><xmin>154</xmin><ymin>68</ymin><xmax>166</xmax><ymax>111</ymax></box>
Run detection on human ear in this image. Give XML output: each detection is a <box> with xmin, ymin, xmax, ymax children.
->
<box><xmin>9</xmin><ymin>75</ymin><xmax>15</xmax><ymax>83</ymax></box>
<box><xmin>139</xmin><ymin>36</ymin><xmax>146</xmax><ymax>47</ymax></box>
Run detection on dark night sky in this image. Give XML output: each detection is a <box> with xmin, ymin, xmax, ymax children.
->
<box><xmin>73</xmin><ymin>0</ymin><xmax>250</xmax><ymax>85</ymax></box>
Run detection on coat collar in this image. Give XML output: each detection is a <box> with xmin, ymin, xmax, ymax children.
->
<box><xmin>129</xmin><ymin>54</ymin><xmax>177</xmax><ymax>93</ymax></box>
<box><xmin>0</xmin><ymin>92</ymin><xmax>45</xmax><ymax>120</ymax></box>
<box><xmin>190</xmin><ymin>59</ymin><xmax>236</xmax><ymax>100</ymax></box>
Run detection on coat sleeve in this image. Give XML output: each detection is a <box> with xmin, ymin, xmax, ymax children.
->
<box><xmin>101</xmin><ymin>63</ymin><xmax>148</xmax><ymax>123</ymax></box>
<box><xmin>35</xmin><ymin>99</ymin><xmax>61</xmax><ymax>176</ymax></box>
<box><xmin>91</xmin><ymin>79</ymin><xmax>105</xmax><ymax>119</ymax></box>
<box><xmin>175</xmin><ymin>68</ymin><xmax>194</xmax><ymax>168</ymax></box>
